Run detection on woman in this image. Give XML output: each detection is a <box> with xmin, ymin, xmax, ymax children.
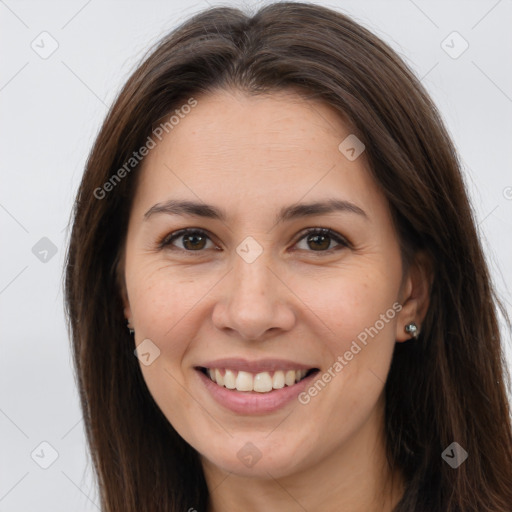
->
<box><xmin>64</xmin><ymin>2</ymin><xmax>512</xmax><ymax>511</ymax></box>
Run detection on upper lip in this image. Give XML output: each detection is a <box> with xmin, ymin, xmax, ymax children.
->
<box><xmin>197</xmin><ymin>358</ymin><xmax>318</xmax><ymax>373</ymax></box>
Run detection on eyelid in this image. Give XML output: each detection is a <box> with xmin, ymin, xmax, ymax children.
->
<box><xmin>158</xmin><ymin>226</ymin><xmax>351</xmax><ymax>253</ymax></box>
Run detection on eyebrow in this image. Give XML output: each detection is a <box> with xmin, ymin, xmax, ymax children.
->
<box><xmin>143</xmin><ymin>198</ymin><xmax>368</xmax><ymax>223</ymax></box>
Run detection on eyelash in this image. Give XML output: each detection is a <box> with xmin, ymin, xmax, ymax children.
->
<box><xmin>158</xmin><ymin>227</ymin><xmax>351</xmax><ymax>255</ymax></box>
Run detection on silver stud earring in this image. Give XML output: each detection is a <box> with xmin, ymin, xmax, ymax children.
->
<box><xmin>127</xmin><ymin>320</ymin><xmax>135</xmax><ymax>335</ymax></box>
<box><xmin>405</xmin><ymin>322</ymin><xmax>419</xmax><ymax>339</ymax></box>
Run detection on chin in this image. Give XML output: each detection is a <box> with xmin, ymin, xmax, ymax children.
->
<box><xmin>199</xmin><ymin>435</ymin><xmax>310</xmax><ymax>479</ymax></box>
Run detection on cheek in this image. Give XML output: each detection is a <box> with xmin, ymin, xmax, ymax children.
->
<box><xmin>126</xmin><ymin>276</ymin><xmax>203</xmax><ymax>426</ymax></box>
<box><xmin>128</xmin><ymin>263</ymin><xmax>212</xmax><ymax>344</ymax></box>
<box><xmin>289</xmin><ymin>261</ymin><xmax>400</xmax><ymax>352</ymax></box>
<box><xmin>128</xmin><ymin>267</ymin><xmax>205</xmax><ymax>436</ymax></box>
<box><xmin>290</xmin><ymin>261</ymin><xmax>400</xmax><ymax>421</ymax></box>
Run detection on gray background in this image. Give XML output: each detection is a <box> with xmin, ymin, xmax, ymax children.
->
<box><xmin>1</xmin><ymin>0</ymin><xmax>511</xmax><ymax>510</ymax></box>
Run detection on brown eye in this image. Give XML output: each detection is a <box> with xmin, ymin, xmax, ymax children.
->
<box><xmin>306</xmin><ymin>232</ymin><xmax>331</xmax><ymax>251</ymax></box>
<box><xmin>160</xmin><ymin>229</ymin><xmax>215</xmax><ymax>251</ymax></box>
<box><xmin>182</xmin><ymin>232</ymin><xmax>207</xmax><ymax>250</ymax></box>
<box><xmin>295</xmin><ymin>228</ymin><xmax>349</xmax><ymax>253</ymax></box>
<box><xmin>159</xmin><ymin>227</ymin><xmax>349</xmax><ymax>255</ymax></box>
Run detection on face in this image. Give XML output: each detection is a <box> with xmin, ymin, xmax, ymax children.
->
<box><xmin>121</xmin><ymin>89</ymin><xmax>420</xmax><ymax>479</ymax></box>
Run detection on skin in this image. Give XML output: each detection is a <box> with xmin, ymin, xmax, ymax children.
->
<box><xmin>121</xmin><ymin>89</ymin><xmax>431</xmax><ymax>511</ymax></box>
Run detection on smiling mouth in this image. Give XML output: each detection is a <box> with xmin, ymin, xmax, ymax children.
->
<box><xmin>198</xmin><ymin>367</ymin><xmax>319</xmax><ymax>393</ymax></box>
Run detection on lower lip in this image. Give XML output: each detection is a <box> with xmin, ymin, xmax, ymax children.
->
<box><xmin>196</xmin><ymin>369</ymin><xmax>318</xmax><ymax>415</ymax></box>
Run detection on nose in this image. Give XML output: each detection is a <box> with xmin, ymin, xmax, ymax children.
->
<box><xmin>211</xmin><ymin>253</ymin><xmax>296</xmax><ymax>341</ymax></box>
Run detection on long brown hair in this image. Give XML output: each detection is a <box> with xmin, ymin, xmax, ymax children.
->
<box><xmin>64</xmin><ymin>3</ymin><xmax>512</xmax><ymax>510</ymax></box>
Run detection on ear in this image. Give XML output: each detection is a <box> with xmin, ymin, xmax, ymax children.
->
<box><xmin>395</xmin><ymin>250</ymin><xmax>432</xmax><ymax>342</ymax></box>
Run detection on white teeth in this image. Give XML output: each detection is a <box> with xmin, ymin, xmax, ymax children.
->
<box><xmin>214</xmin><ymin>368</ymin><xmax>224</xmax><ymax>386</ymax></box>
<box><xmin>224</xmin><ymin>369</ymin><xmax>236</xmax><ymax>389</ymax></box>
<box><xmin>285</xmin><ymin>370</ymin><xmax>296</xmax><ymax>386</ymax></box>
<box><xmin>295</xmin><ymin>370</ymin><xmax>307</xmax><ymax>382</ymax></box>
<box><xmin>235</xmin><ymin>371</ymin><xmax>253</xmax><ymax>392</ymax></box>
<box><xmin>253</xmin><ymin>372</ymin><xmax>273</xmax><ymax>392</ymax></box>
<box><xmin>272</xmin><ymin>370</ymin><xmax>285</xmax><ymax>389</ymax></box>
<box><xmin>205</xmin><ymin>368</ymin><xmax>311</xmax><ymax>393</ymax></box>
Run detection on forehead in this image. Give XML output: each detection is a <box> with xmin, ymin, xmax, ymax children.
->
<box><xmin>132</xmin><ymin>89</ymin><xmax>385</xmax><ymax>219</ymax></box>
